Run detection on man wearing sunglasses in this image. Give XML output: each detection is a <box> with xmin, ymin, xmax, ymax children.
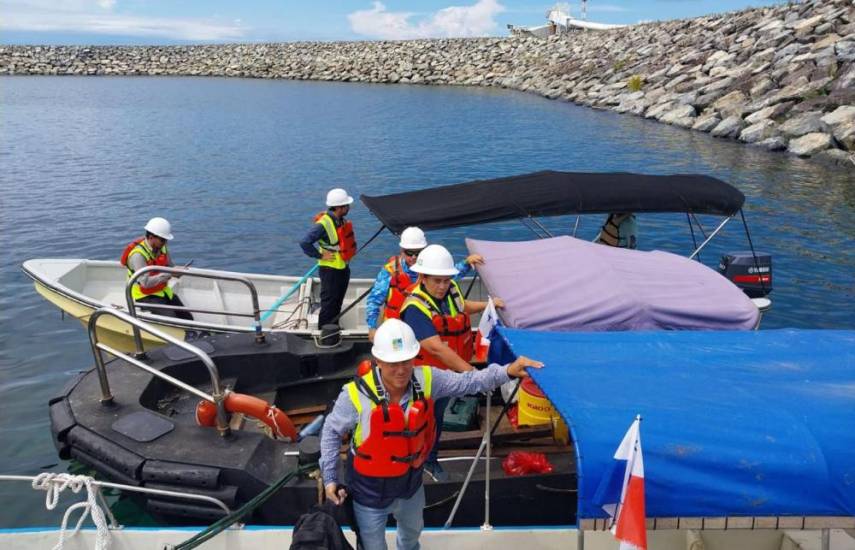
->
<box><xmin>365</xmin><ymin>226</ymin><xmax>483</xmax><ymax>342</ymax></box>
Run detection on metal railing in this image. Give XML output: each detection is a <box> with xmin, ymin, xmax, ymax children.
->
<box><xmin>0</xmin><ymin>474</ymin><xmax>233</xmax><ymax>519</ymax></box>
<box><xmin>126</xmin><ymin>265</ymin><xmax>265</xmax><ymax>353</ymax></box>
<box><xmin>88</xmin><ymin>307</ymin><xmax>231</xmax><ymax>437</ymax></box>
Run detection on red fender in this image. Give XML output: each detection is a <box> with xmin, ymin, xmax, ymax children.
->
<box><xmin>195</xmin><ymin>392</ymin><xmax>298</xmax><ymax>441</ymax></box>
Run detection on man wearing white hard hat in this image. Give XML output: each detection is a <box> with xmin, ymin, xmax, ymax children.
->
<box><xmin>320</xmin><ymin>318</ymin><xmax>542</xmax><ymax>550</ymax></box>
<box><xmin>364</xmin><ymin>226</ymin><xmax>484</xmax><ymax>341</ymax></box>
<box><xmin>120</xmin><ymin>217</ymin><xmax>193</xmax><ymax>321</ymax></box>
<box><xmin>399</xmin><ymin>244</ymin><xmax>504</xmax><ymax>481</ymax></box>
<box><xmin>299</xmin><ymin>188</ymin><xmax>357</xmax><ymax>328</ymax></box>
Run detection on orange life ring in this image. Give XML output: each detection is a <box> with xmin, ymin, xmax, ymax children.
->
<box><xmin>195</xmin><ymin>392</ymin><xmax>298</xmax><ymax>441</ymax></box>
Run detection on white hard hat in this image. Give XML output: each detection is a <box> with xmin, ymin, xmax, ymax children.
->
<box><xmin>411</xmin><ymin>244</ymin><xmax>459</xmax><ymax>276</ymax></box>
<box><xmin>326</xmin><ymin>188</ymin><xmax>354</xmax><ymax>207</ymax></box>
<box><xmin>144</xmin><ymin>217</ymin><xmax>173</xmax><ymax>240</ymax></box>
<box><xmin>371</xmin><ymin>319</ymin><xmax>421</xmax><ymax>363</ymax></box>
<box><xmin>399</xmin><ymin>227</ymin><xmax>428</xmax><ymax>250</ymax></box>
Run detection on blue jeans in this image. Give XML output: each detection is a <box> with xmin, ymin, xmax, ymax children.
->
<box><xmin>352</xmin><ymin>486</ymin><xmax>425</xmax><ymax>550</ymax></box>
<box><xmin>428</xmin><ymin>397</ymin><xmax>449</xmax><ymax>463</ymax></box>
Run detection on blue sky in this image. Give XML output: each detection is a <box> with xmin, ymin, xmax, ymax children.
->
<box><xmin>1</xmin><ymin>0</ymin><xmax>785</xmax><ymax>45</ymax></box>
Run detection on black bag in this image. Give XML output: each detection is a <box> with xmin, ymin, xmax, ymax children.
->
<box><xmin>290</xmin><ymin>499</ymin><xmax>360</xmax><ymax>550</ymax></box>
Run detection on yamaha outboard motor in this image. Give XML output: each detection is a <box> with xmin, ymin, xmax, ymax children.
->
<box><xmin>718</xmin><ymin>252</ymin><xmax>773</xmax><ymax>297</ymax></box>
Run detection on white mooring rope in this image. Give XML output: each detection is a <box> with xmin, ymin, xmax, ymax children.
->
<box><xmin>32</xmin><ymin>473</ymin><xmax>112</xmax><ymax>550</ymax></box>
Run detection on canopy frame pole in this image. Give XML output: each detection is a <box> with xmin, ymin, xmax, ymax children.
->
<box><xmin>443</xmin><ymin>434</ymin><xmax>488</xmax><ymax>528</ymax></box>
<box><xmin>689</xmin><ymin>216</ymin><xmax>732</xmax><ymax>260</ymax></box>
<box><xmin>357</xmin><ymin>224</ymin><xmax>387</xmax><ymax>255</ymax></box>
<box><xmin>519</xmin><ymin>218</ymin><xmax>548</xmax><ymax>239</ymax></box>
<box><xmin>572</xmin><ymin>215</ymin><xmax>581</xmax><ymax>237</ymax></box>
<box><xmin>738</xmin><ymin>209</ymin><xmax>769</xmax><ymax>296</ymax></box>
<box><xmin>528</xmin><ymin>216</ymin><xmax>554</xmax><ymax>238</ymax></box>
<box><xmin>687</xmin><ymin>213</ymin><xmax>700</xmax><ymax>262</ymax></box>
<box><xmin>689</xmin><ymin>213</ymin><xmax>709</xmax><ymax>240</ymax></box>
<box><xmin>481</xmin><ymin>388</ymin><xmax>493</xmax><ymax>531</ymax></box>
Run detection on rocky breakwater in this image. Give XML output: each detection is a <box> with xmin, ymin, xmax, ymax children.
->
<box><xmin>1</xmin><ymin>0</ymin><xmax>853</xmax><ymax>167</ymax></box>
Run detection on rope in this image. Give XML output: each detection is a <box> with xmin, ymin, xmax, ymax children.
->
<box><xmin>170</xmin><ymin>463</ymin><xmax>317</xmax><ymax>550</ymax></box>
<box><xmin>32</xmin><ymin>473</ymin><xmax>112</xmax><ymax>550</ymax></box>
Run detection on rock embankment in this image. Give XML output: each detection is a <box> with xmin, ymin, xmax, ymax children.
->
<box><xmin>1</xmin><ymin>0</ymin><xmax>853</xmax><ymax>166</ymax></box>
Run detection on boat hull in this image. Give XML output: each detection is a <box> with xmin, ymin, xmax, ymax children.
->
<box><xmin>50</xmin><ymin>332</ymin><xmax>576</xmax><ymax>527</ymax></box>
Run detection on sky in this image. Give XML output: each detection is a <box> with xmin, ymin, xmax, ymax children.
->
<box><xmin>1</xmin><ymin>0</ymin><xmax>786</xmax><ymax>45</ymax></box>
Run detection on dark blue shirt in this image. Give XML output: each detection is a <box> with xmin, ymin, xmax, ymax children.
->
<box><xmin>400</xmin><ymin>285</ymin><xmax>455</xmax><ymax>341</ymax></box>
<box><xmin>299</xmin><ymin>211</ymin><xmax>343</xmax><ymax>259</ymax></box>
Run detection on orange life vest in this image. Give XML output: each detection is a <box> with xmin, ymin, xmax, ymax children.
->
<box><xmin>382</xmin><ymin>255</ymin><xmax>415</xmax><ymax>321</ymax></box>
<box><xmin>122</xmin><ymin>237</ymin><xmax>171</xmax><ymax>297</ymax></box>
<box><xmin>346</xmin><ymin>366</ymin><xmax>435</xmax><ymax>478</ymax></box>
<box><xmin>313</xmin><ymin>212</ymin><xmax>357</xmax><ymax>265</ymax></box>
<box><xmin>401</xmin><ymin>282</ymin><xmax>473</xmax><ymax>369</ymax></box>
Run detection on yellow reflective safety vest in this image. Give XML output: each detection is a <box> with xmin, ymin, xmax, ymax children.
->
<box><xmin>126</xmin><ymin>239</ymin><xmax>174</xmax><ymax>301</ymax></box>
<box><xmin>314</xmin><ymin>212</ymin><xmax>354</xmax><ymax>270</ymax></box>
<box><xmin>400</xmin><ymin>282</ymin><xmax>473</xmax><ymax>368</ymax></box>
<box><xmin>345</xmin><ymin>365</ymin><xmax>435</xmax><ymax>477</ymax></box>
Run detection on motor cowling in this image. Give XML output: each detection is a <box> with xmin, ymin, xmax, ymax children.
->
<box><xmin>718</xmin><ymin>251</ymin><xmax>773</xmax><ymax>298</ymax></box>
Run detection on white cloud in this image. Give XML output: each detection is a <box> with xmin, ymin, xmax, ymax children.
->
<box><xmin>348</xmin><ymin>0</ymin><xmax>505</xmax><ymax>40</ymax></box>
<box><xmin>1</xmin><ymin>0</ymin><xmax>245</xmax><ymax>41</ymax></box>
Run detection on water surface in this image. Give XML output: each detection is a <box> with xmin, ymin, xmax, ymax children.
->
<box><xmin>1</xmin><ymin>76</ymin><xmax>853</xmax><ymax>526</ymax></box>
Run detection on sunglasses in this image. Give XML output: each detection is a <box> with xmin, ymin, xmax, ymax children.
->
<box><xmin>402</xmin><ymin>250</ymin><xmax>421</xmax><ymax>258</ymax></box>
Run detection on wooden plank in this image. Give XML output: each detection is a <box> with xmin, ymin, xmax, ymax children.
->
<box><xmin>804</xmin><ymin>516</ymin><xmax>855</xmax><ymax>529</ymax></box>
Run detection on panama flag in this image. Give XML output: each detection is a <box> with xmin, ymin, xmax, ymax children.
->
<box><xmin>593</xmin><ymin>415</ymin><xmax>647</xmax><ymax>550</ymax></box>
<box><xmin>475</xmin><ymin>297</ymin><xmax>499</xmax><ymax>362</ymax></box>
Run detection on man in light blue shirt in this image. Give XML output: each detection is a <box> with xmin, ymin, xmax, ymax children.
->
<box><xmin>321</xmin><ymin>318</ymin><xmax>542</xmax><ymax>550</ymax></box>
<box><xmin>365</xmin><ymin>226</ymin><xmax>483</xmax><ymax>340</ymax></box>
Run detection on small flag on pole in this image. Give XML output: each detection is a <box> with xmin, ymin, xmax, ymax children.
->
<box><xmin>475</xmin><ymin>297</ymin><xmax>499</xmax><ymax>362</ymax></box>
<box><xmin>592</xmin><ymin>415</ymin><xmax>647</xmax><ymax>550</ymax></box>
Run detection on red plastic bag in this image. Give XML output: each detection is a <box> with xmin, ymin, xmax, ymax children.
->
<box><xmin>507</xmin><ymin>404</ymin><xmax>519</xmax><ymax>429</ymax></box>
<box><xmin>501</xmin><ymin>451</ymin><xmax>554</xmax><ymax>476</ymax></box>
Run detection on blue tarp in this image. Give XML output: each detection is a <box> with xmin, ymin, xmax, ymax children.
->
<box><xmin>490</xmin><ymin>327</ymin><xmax>855</xmax><ymax>519</ymax></box>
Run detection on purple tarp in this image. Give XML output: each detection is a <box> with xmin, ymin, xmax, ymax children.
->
<box><xmin>466</xmin><ymin>236</ymin><xmax>760</xmax><ymax>331</ymax></box>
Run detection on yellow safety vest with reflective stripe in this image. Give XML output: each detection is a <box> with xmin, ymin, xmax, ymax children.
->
<box><xmin>127</xmin><ymin>241</ymin><xmax>174</xmax><ymax>301</ymax></box>
<box><xmin>316</xmin><ymin>212</ymin><xmax>347</xmax><ymax>270</ymax></box>
<box><xmin>345</xmin><ymin>366</ymin><xmax>432</xmax><ymax>447</ymax></box>
<box><xmin>401</xmin><ymin>280</ymin><xmax>465</xmax><ymax>320</ymax></box>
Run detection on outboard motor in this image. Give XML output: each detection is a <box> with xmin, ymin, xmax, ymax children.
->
<box><xmin>718</xmin><ymin>252</ymin><xmax>773</xmax><ymax>297</ymax></box>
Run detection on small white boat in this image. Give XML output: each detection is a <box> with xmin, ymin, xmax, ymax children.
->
<box><xmin>22</xmin><ymin>258</ymin><xmax>489</xmax><ymax>352</ymax></box>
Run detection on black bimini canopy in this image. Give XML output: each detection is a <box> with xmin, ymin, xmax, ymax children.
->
<box><xmin>361</xmin><ymin>171</ymin><xmax>745</xmax><ymax>233</ymax></box>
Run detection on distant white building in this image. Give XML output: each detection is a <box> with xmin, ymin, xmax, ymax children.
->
<box><xmin>508</xmin><ymin>2</ymin><xmax>625</xmax><ymax>37</ymax></box>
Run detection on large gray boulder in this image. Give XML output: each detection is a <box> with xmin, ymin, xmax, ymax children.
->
<box><xmin>821</xmin><ymin>105</ymin><xmax>855</xmax><ymax>130</ymax></box>
<box><xmin>787</xmin><ymin>132</ymin><xmax>833</xmax><ymax>156</ymax></box>
<box><xmin>711</xmin><ymin>115</ymin><xmax>746</xmax><ymax>138</ymax></box>
<box><xmin>832</xmin><ymin>121</ymin><xmax>855</xmax><ymax>150</ymax></box>
<box><xmin>779</xmin><ymin>111</ymin><xmax>825</xmax><ymax>137</ymax></box>
<box><xmin>739</xmin><ymin>120</ymin><xmax>779</xmax><ymax>143</ymax></box>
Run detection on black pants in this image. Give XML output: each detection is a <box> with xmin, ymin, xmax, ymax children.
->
<box><xmin>137</xmin><ymin>293</ymin><xmax>194</xmax><ymax>321</ymax></box>
<box><xmin>318</xmin><ymin>265</ymin><xmax>350</xmax><ymax>328</ymax></box>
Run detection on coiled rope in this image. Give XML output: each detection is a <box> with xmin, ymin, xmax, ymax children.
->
<box><xmin>32</xmin><ymin>473</ymin><xmax>111</xmax><ymax>550</ymax></box>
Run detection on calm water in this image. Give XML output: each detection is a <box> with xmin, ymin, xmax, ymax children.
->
<box><xmin>1</xmin><ymin>76</ymin><xmax>853</xmax><ymax>527</ymax></box>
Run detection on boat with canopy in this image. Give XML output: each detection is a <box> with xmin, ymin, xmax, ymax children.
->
<box><xmin>25</xmin><ymin>170</ymin><xmax>771</xmax><ymax>350</ymax></box>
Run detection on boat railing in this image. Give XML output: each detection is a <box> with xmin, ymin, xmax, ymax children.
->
<box><xmin>87</xmin><ymin>307</ymin><xmax>231</xmax><ymax>437</ymax></box>
<box><xmin>0</xmin><ymin>473</ymin><xmax>233</xmax><ymax>519</ymax></box>
<box><xmin>126</xmin><ymin>265</ymin><xmax>265</xmax><ymax>351</ymax></box>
